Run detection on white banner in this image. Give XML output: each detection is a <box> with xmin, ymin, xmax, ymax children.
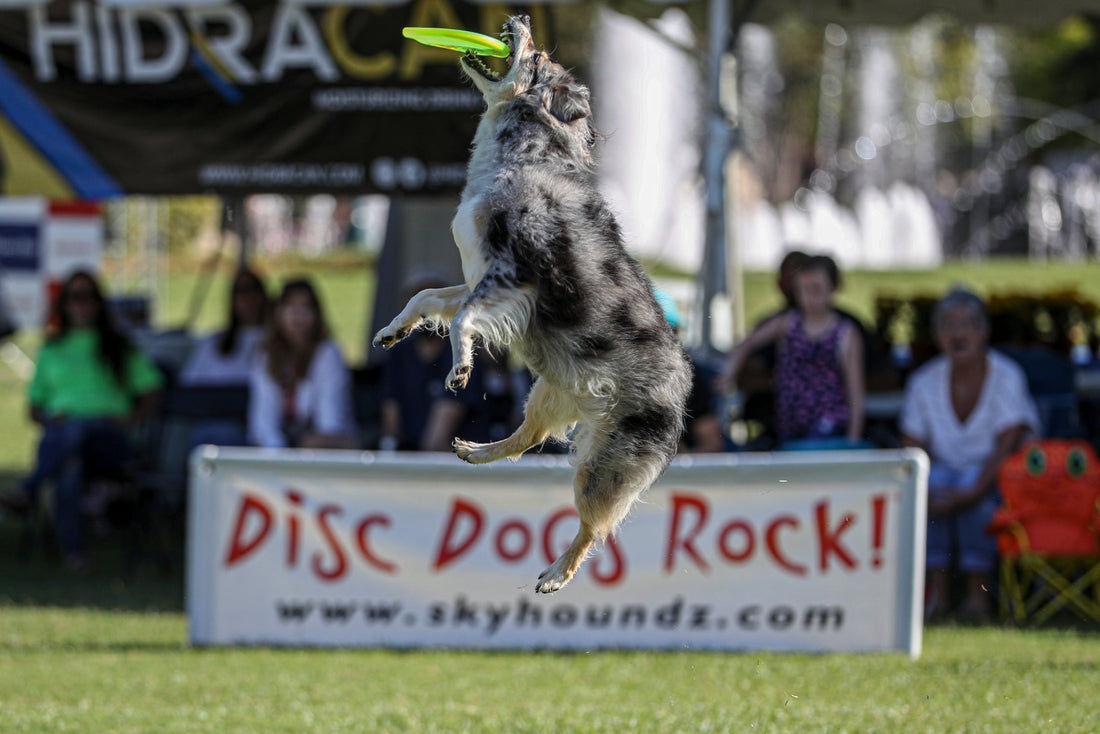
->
<box><xmin>187</xmin><ymin>448</ymin><xmax>928</xmax><ymax>657</ymax></box>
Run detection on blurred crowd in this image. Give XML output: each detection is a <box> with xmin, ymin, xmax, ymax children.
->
<box><xmin>2</xmin><ymin>255</ymin><xmax>1097</xmax><ymax>625</ymax></box>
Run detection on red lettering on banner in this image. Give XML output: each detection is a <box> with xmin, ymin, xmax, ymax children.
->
<box><xmin>430</xmin><ymin>498</ymin><xmax>623</xmax><ymax>585</ymax></box>
<box><xmin>659</xmin><ymin>491</ymin><xmax>890</xmax><ymax>577</ymax></box>
<box><xmin>222</xmin><ymin>488</ymin><xmax>402</xmax><ymax>581</ymax></box>
<box><xmin>590</xmin><ymin>535</ymin><xmax>625</xmax><ymax>585</ymax></box>
<box><xmin>219</xmin><ymin>485</ymin><xmax>893</xmax><ymax>584</ymax></box>
<box><xmin>355</xmin><ymin>515</ymin><xmax>398</xmax><ymax>573</ymax></box>
<box><xmin>285</xmin><ymin>489</ymin><xmax>304</xmax><ymax>567</ymax></box>
<box><xmin>664</xmin><ymin>493</ymin><xmax>711</xmax><ymax>572</ymax></box>
<box><xmin>765</xmin><ymin>515</ymin><xmax>807</xmax><ymax>576</ymax></box>
<box><xmin>495</xmin><ymin>519</ymin><xmax>532</xmax><ymax>562</ymax></box>
<box><xmin>433</xmin><ymin>497</ymin><xmax>484</xmax><ymax>570</ymax></box>
<box><xmin>870</xmin><ymin>494</ymin><xmax>887</xmax><ymax>568</ymax></box>
<box><xmin>311</xmin><ymin>504</ymin><xmax>348</xmax><ymax>581</ymax></box>
<box><xmin>815</xmin><ymin>501</ymin><xmax>857</xmax><ymax>572</ymax></box>
<box><xmin>224</xmin><ymin>493</ymin><xmax>274</xmax><ymax>567</ymax></box>
<box><xmin>718</xmin><ymin>519</ymin><xmax>754</xmax><ymax>562</ymax></box>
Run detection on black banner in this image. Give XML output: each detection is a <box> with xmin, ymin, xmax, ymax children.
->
<box><xmin>0</xmin><ymin>1</ymin><xmax>574</xmax><ymax>197</ymax></box>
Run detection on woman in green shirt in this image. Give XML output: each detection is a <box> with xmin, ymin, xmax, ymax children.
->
<box><xmin>5</xmin><ymin>271</ymin><xmax>162</xmax><ymax>571</ymax></box>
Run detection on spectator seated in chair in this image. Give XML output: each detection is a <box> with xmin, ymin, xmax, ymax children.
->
<box><xmin>900</xmin><ymin>287</ymin><xmax>1040</xmax><ymax>623</ymax></box>
<box><xmin>177</xmin><ymin>267</ymin><xmax>269</xmax><ymax>448</ymax></box>
<box><xmin>248</xmin><ymin>277</ymin><xmax>358</xmax><ymax>450</ymax></box>
<box><xmin>0</xmin><ymin>270</ymin><xmax>163</xmax><ymax>571</ymax></box>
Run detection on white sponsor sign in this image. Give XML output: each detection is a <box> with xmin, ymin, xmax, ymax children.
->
<box><xmin>187</xmin><ymin>448</ymin><xmax>928</xmax><ymax>657</ymax></box>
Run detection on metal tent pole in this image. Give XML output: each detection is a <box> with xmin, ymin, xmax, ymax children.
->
<box><xmin>698</xmin><ymin>0</ymin><xmax>748</xmax><ymax>356</ymax></box>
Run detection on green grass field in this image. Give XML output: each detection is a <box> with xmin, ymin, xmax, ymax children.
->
<box><xmin>0</xmin><ymin>603</ymin><xmax>1097</xmax><ymax>733</ymax></box>
<box><xmin>2</xmin><ymin>256</ymin><xmax>1100</xmax><ymax>732</ymax></box>
<box><xmin>1</xmin><ymin>514</ymin><xmax>1098</xmax><ymax>733</ymax></box>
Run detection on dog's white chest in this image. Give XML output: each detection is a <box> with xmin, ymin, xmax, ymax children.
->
<box><xmin>452</xmin><ymin>196</ymin><xmax>491</xmax><ymax>289</ymax></box>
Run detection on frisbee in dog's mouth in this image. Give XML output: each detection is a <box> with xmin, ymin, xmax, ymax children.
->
<box><xmin>402</xmin><ymin>27</ymin><xmax>510</xmax><ymax>58</ymax></box>
<box><xmin>402</xmin><ymin>27</ymin><xmax>511</xmax><ymax>82</ymax></box>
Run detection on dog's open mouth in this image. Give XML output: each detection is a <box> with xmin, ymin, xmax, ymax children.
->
<box><xmin>463</xmin><ymin>51</ymin><xmax>502</xmax><ymax>81</ymax></box>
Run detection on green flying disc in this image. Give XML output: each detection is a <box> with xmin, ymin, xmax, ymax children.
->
<box><xmin>402</xmin><ymin>27</ymin><xmax>510</xmax><ymax>58</ymax></box>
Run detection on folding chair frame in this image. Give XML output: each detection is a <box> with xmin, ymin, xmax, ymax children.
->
<box><xmin>1000</xmin><ymin>553</ymin><xmax>1100</xmax><ymax>626</ymax></box>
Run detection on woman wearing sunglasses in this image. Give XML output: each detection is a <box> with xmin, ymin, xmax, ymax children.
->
<box><xmin>2</xmin><ymin>270</ymin><xmax>163</xmax><ymax>571</ymax></box>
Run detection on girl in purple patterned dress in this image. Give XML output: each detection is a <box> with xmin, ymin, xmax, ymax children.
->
<box><xmin>716</xmin><ymin>255</ymin><xmax>866</xmax><ymax>449</ymax></box>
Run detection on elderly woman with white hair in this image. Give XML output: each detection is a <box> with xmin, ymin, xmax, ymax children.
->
<box><xmin>900</xmin><ymin>287</ymin><xmax>1039</xmax><ymax>623</ymax></box>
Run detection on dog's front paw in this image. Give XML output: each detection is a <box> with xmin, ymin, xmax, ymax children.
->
<box><xmin>535</xmin><ymin>559</ymin><xmax>575</xmax><ymax>594</ymax></box>
<box><xmin>453</xmin><ymin>438</ymin><xmax>491</xmax><ymax>464</ymax></box>
<box><xmin>446</xmin><ymin>363</ymin><xmax>472</xmax><ymax>391</ymax></box>
<box><xmin>372</xmin><ymin>325</ymin><xmax>413</xmax><ymax>349</ymax></box>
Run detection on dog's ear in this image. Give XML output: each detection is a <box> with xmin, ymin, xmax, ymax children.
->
<box><xmin>547</xmin><ymin>81</ymin><xmax>590</xmax><ymax>124</ymax></box>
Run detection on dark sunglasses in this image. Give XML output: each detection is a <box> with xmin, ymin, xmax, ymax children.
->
<box><xmin>67</xmin><ymin>289</ymin><xmax>98</xmax><ymax>303</ymax></box>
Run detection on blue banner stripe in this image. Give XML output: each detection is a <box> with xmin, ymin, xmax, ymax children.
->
<box><xmin>190</xmin><ymin>50</ymin><xmax>242</xmax><ymax>104</ymax></box>
<box><xmin>0</xmin><ymin>58</ymin><xmax>123</xmax><ymax>199</ymax></box>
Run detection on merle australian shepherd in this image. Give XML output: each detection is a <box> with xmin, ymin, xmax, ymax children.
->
<box><xmin>374</xmin><ymin>15</ymin><xmax>691</xmax><ymax>593</ymax></box>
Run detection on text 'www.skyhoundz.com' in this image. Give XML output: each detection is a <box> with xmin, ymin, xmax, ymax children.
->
<box><xmin>274</xmin><ymin>595</ymin><xmax>845</xmax><ymax>636</ymax></box>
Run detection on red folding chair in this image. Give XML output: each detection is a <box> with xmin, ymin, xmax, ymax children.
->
<box><xmin>989</xmin><ymin>440</ymin><xmax>1100</xmax><ymax>625</ymax></box>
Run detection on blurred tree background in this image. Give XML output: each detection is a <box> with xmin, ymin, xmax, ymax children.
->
<box><xmin>743</xmin><ymin>14</ymin><xmax>1100</xmax><ymax>203</ymax></box>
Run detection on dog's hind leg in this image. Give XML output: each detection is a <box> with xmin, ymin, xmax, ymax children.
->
<box><xmin>372</xmin><ymin>285</ymin><xmax>469</xmax><ymax>349</ymax></box>
<box><xmin>535</xmin><ymin>462</ymin><xmax>608</xmax><ymax>594</ymax></box>
<box><xmin>454</xmin><ymin>378</ymin><xmax>577</xmax><ymax>464</ymax></box>
<box><xmin>535</xmin><ymin>451</ymin><xmax>667</xmax><ymax>594</ymax></box>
